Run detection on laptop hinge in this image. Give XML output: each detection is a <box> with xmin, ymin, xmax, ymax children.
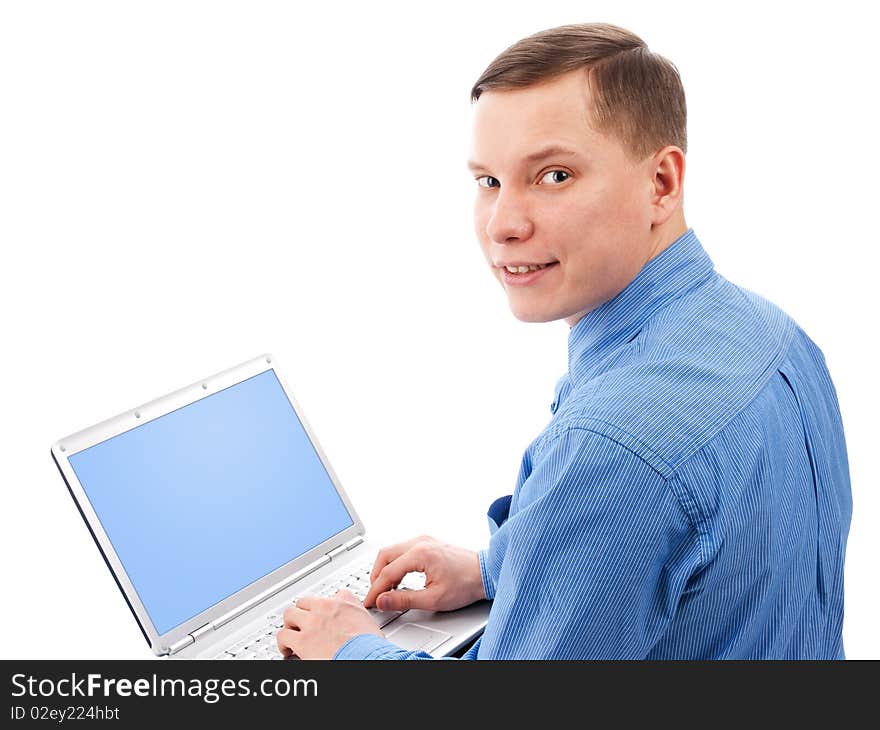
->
<box><xmin>327</xmin><ymin>536</ymin><xmax>364</xmax><ymax>561</ymax></box>
<box><xmin>168</xmin><ymin>622</ymin><xmax>213</xmax><ymax>655</ymax></box>
<box><xmin>191</xmin><ymin>623</ymin><xmax>214</xmax><ymax>641</ymax></box>
<box><xmin>168</xmin><ymin>635</ymin><xmax>194</xmax><ymax>654</ymax></box>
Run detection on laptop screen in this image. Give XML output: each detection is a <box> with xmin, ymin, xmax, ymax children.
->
<box><xmin>67</xmin><ymin>369</ymin><xmax>354</xmax><ymax>635</ymax></box>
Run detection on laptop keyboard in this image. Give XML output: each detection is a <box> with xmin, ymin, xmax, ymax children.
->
<box><xmin>212</xmin><ymin>558</ymin><xmax>418</xmax><ymax>660</ymax></box>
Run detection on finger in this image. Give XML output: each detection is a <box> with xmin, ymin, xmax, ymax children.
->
<box><xmin>369</xmin><ymin>540</ymin><xmax>413</xmax><ymax>584</ymax></box>
<box><xmin>369</xmin><ymin>536</ymin><xmax>432</xmax><ymax>583</ymax></box>
<box><xmin>293</xmin><ymin>595</ymin><xmax>321</xmax><ymax>611</ymax></box>
<box><xmin>283</xmin><ymin>604</ymin><xmax>309</xmax><ymax>629</ymax></box>
<box><xmin>334</xmin><ymin>588</ymin><xmax>360</xmax><ymax>605</ymax></box>
<box><xmin>364</xmin><ymin>549</ymin><xmax>427</xmax><ymax>608</ymax></box>
<box><xmin>276</xmin><ymin>627</ymin><xmax>299</xmax><ymax>658</ymax></box>
<box><xmin>375</xmin><ymin>586</ymin><xmax>436</xmax><ymax>612</ymax></box>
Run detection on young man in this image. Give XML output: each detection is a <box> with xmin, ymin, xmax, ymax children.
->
<box><xmin>277</xmin><ymin>23</ymin><xmax>853</xmax><ymax>660</ymax></box>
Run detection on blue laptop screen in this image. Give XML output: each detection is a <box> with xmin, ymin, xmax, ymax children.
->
<box><xmin>68</xmin><ymin>369</ymin><xmax>354</xmax><ymax>635</ymax></box>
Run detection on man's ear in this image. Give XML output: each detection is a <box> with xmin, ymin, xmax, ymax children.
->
<box><xmin>649</xmin><ymin>146</ymin><xmax>685</xmax><ymax>226</ymax></box>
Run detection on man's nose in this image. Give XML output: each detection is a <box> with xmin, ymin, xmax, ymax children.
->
<box><xmin>486</xmin><ymin>189</ymin><xmax>534</xmax><ymax>244</ymax></box>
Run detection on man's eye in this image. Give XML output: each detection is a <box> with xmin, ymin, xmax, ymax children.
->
<box><xmin>539</xmin><ymin>170</ymin><xmax>571</xmax><ymax>185</ymax></box>
<box><xmin>477</xmin><ymin>176</ymin><xmax>500</xmax><ymax>189</ymax></box>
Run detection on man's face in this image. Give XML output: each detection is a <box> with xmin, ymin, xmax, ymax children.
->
<box><xmin>469</xmin><ymin>69</ymin><xmax>661</xmax><ymax>326</ymax></box>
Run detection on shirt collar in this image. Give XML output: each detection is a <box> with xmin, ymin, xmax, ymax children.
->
<box><xmin>567</xmin><ymin>228</ymin><xmax>715</xmax><ymax>385</ymax></box>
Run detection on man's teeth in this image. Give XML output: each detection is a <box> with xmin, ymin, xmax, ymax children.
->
<box><xmin>505</xmin><ymin>263</ymin><xmax>550</xmax><ymax>273</ymax></box>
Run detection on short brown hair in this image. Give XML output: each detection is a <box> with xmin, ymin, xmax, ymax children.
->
<box><xmin>471</xmin><ymin>23</ymin><xmax>687</xmax><ymax>162</ymax></box>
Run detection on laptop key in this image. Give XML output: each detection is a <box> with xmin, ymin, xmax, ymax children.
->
<box><xmin>228</xmin><ymin>639</ymin><xmax>249</xmax><ymax>654</ymax></box>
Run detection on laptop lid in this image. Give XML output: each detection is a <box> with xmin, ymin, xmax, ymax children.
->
<box><xmin>51</xmin><ymin>354</ymin><xmax>365</xmax><ymax>655</ymax></box>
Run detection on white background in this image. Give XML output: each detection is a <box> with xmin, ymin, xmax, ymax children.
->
<box><xmin>1</xmin><ymin>1</ymin><xmax>876</xmax><ymax>659</ymax></box>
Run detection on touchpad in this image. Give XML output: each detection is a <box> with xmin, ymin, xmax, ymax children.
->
<box><xmin>384</xmin><ymin>623</ymin><xmax>452</xmax><ymax>653</ymax></box>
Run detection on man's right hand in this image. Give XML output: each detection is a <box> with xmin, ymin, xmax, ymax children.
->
<box><xmin>363</xmin><ymin>535</ymin><xmax>486</xmax><ymax>613</ymax></box>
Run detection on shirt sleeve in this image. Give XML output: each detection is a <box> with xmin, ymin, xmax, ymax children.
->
<box><xmin>478</xmin><ymin>549</ymin><xmax>495</xmax><ymax>601</ymax></box>
<box><xmin>476</xmin><ymin>427</ymin><xmax>701</xmax><ymax>659</ymax></box>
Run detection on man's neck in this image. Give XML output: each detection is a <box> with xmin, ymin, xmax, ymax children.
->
<box><xmin>646</xmin><ymin>213</ymin><xmax>688</xmax><ymax>265</ymax></box>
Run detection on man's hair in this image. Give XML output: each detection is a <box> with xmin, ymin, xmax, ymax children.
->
<box><xmin>471</xmin><ymin>23</ymin><xmax>687</xmax><ymax>162</ymax></box>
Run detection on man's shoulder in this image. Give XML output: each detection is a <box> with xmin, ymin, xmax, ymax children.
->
<box><xmin>550</xmin><ymin>276</ymin><xmax>805</xmax><ymax>475</ymax></box>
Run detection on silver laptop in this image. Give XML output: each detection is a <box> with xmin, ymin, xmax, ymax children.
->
<box><xmin>51</xmin><ymin>354</ymin><xmax>489</xmax><ymax>659</ymax></box>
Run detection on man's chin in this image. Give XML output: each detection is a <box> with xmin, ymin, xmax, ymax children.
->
<box><xmin>508</xmin><ymin>304</ymin><xmax>560</xmax><ymax>324</ymax></box>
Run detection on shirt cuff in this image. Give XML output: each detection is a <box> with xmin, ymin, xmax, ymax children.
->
<box><xmin>478</xmin><ymin>548</ymin><xmax>495</xmax><ymax>601</ymax></box>
<box><xmin>333</xmin><ymin>634</ymin><xmax>415</xmax><ymax>660</ymax></box>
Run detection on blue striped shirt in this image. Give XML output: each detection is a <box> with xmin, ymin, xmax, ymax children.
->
<box><xmin>335</xmin><ymin>228</ymin><xmax>852</xmax><ymax>660</ymax></box>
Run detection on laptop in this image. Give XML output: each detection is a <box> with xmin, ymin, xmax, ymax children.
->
<box><xmin>50</xmin><ymin>353</ymin><xmax>489</xmax><ymax>659</ymax></box>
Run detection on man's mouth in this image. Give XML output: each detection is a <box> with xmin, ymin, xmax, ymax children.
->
<box><xmin>504</xmin><ymin>263</ymin><xmax>551</xmax><ymax>273</ymax></box>
<box><xmin>498</xmin><ymin>261</ymin><xmax>559</xmax><ymax>273</ymax></box>
<box><xmin>499</xmin><ymin>261</ymin><xmax>559</xmax><ymax>285</ymax></box>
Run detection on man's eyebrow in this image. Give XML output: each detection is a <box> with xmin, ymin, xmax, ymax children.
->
<box><xmin>466</xmin><ymin>145</ymin><xmax>581</xmax><ymax>173</ymax></box>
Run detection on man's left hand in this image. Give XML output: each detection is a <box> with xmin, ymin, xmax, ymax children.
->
<box><xmin>276</xmin><ymin>589</ymin><xmax>384</xmax><ymax>659</ymax></box>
